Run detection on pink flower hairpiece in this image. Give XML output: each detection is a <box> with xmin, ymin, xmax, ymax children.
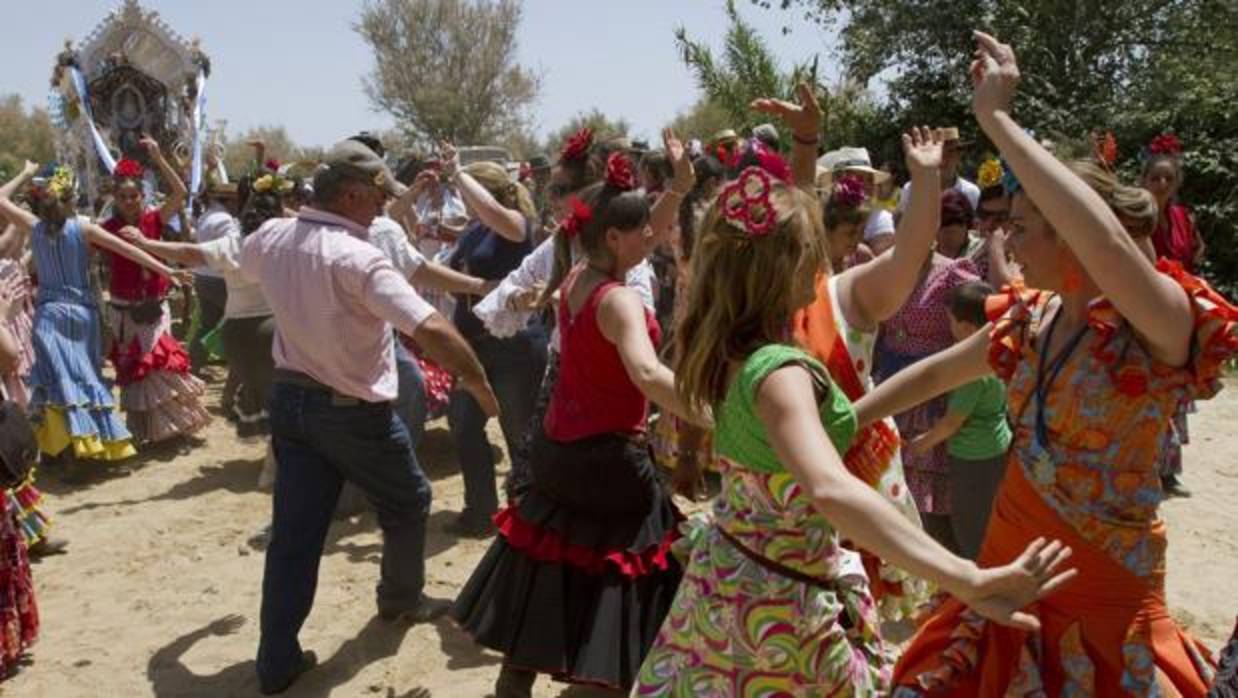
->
<box><xmin>560</xmin><ymin>195</ymin><xmax>593</xmax><ymax>240</ymax></box>
<box><xmin>1148</xmin><ymin>133</ymin><xmax>1183</xmax><ymax>156</ymax></box>
<box><xmin>605</xmin><ymin>152</ymin><xmax>637</xmax><ymax>191</ymax></box>
<box><xmin>832</xmin><ymin>174</ymin><xmax>868</xmax><ymax>209</ymax></box>
<box><xmin>719</xmin><ymin>166</ymin><xmax>778</xmax><ymax>238</ymax></box>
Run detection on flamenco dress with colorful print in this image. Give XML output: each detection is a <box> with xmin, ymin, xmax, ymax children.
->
<box><xmin>874</xmin><ymin>255</ymin><xmax>979</xmax><ymax>517</ymax></box>
<box><xmin>891</xmin><ymin>261</ymin><xmax>1232</xmax><ymax>697</ymax></box>
<box><xmin>452</xmin><ymin>274</ymin><xmax>682</xmax><ymax>691</ymax></box>
<box><xmin>27</xmin><ymin>219</ymin><xmax>135</xmax><ymax>461</ymax></box>
<box><xmin>793</xmin><ymin>273</ymin><xmax>931</xmax><ymax>623</ymax></box>
<box><xmin>0</xmin><ymin>488</ymin><xmax>37</xmax><ymax>677</ymax></box>
<box><xmin>0</xmin><ymin>259</ymin><xmax>51</xmax><ymax>547</ymax></box>
<box><xmin>101</xmin><ymin>209</ymin><xmax>209</xmax><ymax>443</ymax></box>
<box><xmin>635</xmin><ymin>344</ymin><xmax>890</xmax><ymax>697</ymax></box>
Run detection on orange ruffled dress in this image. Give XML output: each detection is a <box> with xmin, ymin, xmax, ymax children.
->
<box><xmin>891</xmin><ymin>261</ymin><xmax>1233</xmax><ymax>697</ymax></box>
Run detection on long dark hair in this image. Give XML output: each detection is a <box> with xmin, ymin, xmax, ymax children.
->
<box><xmin>538</xmin><ymin>181</ymin><xmax>650</xmax><ymax>307</ymax></box>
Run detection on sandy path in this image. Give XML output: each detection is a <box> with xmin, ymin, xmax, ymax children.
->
<box><xmin>7</xmin><ymin>374</ymin><xmax>1236</xmax><ymax>697</ymax></box>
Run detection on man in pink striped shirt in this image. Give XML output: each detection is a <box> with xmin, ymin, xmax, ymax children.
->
<box><xmin>242</xmin><ymin>140</ymin><xmax>498</xmax><ymax>695</ymax></box>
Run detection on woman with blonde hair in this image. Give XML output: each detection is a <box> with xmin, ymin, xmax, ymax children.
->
<box><xmin>634</xmin><ymin>163</ymin><xmax>1075</xmax><ymax>695</ymax></box>
<box><xmin>859</xmin><ymin>33</ymin><xmax>1232</xmax><ymax>696</ymax></box>
<box><xmin>440</xmin><ymin>147</ymin><xmax>549</xmax><ymax>536</ymax></box>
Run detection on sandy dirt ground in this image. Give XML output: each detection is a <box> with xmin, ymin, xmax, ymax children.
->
<box><xmin>6</xmin><ymin>372</ymin><xmax>1236</xmax><ymax>697</ymax></box>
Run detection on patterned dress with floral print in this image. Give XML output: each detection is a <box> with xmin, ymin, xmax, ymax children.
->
<box><xmin>635</xmin><ymin>345</ymin><xmax>891</xmax><ymax>696</ymax></box>
<box><xmin>892</xmin><ymin>260</ymin><xmax>1233</xmax><ymax>697</ymax></box>
<box><xmin>874</xmin><ymin>255</ymin><xmax>978</xmax><ymax>514</ymax></box>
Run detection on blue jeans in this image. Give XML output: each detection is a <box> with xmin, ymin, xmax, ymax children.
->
<box><xmin>448</xmin><ymin>327</ymin><xmax>547</xmax><ymax>520</ymax></box>
<box><xmin>395</xmin><ymin>342</ymin><xmax>427</xmax><ymax>449</ymax></box>
<box><xmin>256</xmin><ymin>382</ymin><xmax>432</xmax><ymax>691</ymax></box>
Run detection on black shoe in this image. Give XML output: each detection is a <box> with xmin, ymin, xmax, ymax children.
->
<box><xmin>259</xmin><ymin>650</ymin><xmax>317</xmax><ymax>695</ymax></box>
<box><xmin>1162</xmin><ymin>475</ymin><xmax>1192</xmax><ymax>498</ymax></box>
<box><xmin>445</xmin><ymin>512</ymin><xmax>495</xmax><ymax>539</ymax></box>
<box><xmin>494</xmin><ymin>663</ymin><xmax>536</xmax><ymax>698</ymax></box>
<box><xmin>379</xmin><ymin>595</ymin><xmax>452</xmax><ymax>624</ymax></box>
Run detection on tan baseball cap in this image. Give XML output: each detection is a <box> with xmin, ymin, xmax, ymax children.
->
<box><xmin>324</xmin><ymin>140</ymin><xmax>403</xmax><ymax>196</ymax></box>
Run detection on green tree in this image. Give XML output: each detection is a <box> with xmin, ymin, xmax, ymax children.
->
<box><xmin>666</xmin><ymin>98</ymin><xmax>733</xmax><ymax>142</ymax></box>
<box><xmin>356</xmin><ymin>0</ymin><xmax>541</xmax><ymax>150</ymax></box>
<box><xmin>220</xmin><ymin>126</ymin><xmax>314</xmax><ymax>178</ymax></box>
<box><xmin>675</xmin><ymin>0</ymin><xmax>819</xmax><ymax>140</ymax></box>
<box><xmin>0</xmin><ymin>95</ymin><xmax>57</xmax><ymax>182</ymax></box>
<box><xmin>756</xmin><ymin>0</ymin><xmax>1238</xmax><ymax>291</ymax></box>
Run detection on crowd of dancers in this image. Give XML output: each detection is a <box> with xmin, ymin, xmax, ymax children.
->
<box><xmin>0</xmin><ymin>31</ymin><xmax>1235</xmax><ymax>696</ymax></box>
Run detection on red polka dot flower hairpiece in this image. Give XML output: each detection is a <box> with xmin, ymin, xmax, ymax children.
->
<box><xmin>719</xmin><ymin>166</ymin><xmax>778</xmax><ymax>238</ymax></box>
<box><xmin>559</xmin><ymin>195</ymin><xmax>593</xmax><ymax>240</ymax></box>
<box><xmin>605</xmin><ymin>152</ymin><xmax>637</xmax><ymax>191</ymax></box>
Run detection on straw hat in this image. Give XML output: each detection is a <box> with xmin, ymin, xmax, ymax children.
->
<box><xmin>817</xmin><ymin>146</ymin><xmax>890</xmax><ymax>184</ymax></box>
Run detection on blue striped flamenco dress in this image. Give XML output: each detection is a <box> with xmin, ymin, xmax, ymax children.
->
<box><xmin>28</xmin><ymin>218</ymin><xmax>135</xmax><ymax>461</ymax></box>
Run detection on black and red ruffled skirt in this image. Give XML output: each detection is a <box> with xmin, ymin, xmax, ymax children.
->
<box><xmin>451</xmin><ymin>430</ymin><xmax>682</xmax><ymax>690</ymax></box>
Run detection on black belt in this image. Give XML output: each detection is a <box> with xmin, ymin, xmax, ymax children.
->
<box><xmin>272</xmin><ymin>369</ymin><xmax>389</xmax><ymax>407</ymax></box>
<box><xmin>716</xmin><ymin>526</ymin><xmax>837</xmax><ymax>591</ymax></box>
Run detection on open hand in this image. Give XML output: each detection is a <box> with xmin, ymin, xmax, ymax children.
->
<box><xmin>955</xmin><ymin>537</ymin><xmax>1076</xmax><ymax>631</ymax></box>
<box><xmin>750</xmin><ymin>82</ymin><xmax>822</xmax><ymax>142</ymax></box>
<box><xmin>138</xmin><ymin>135</ymin><xmax>162</xmax><ymax>154</ymax></box>
<box><xmin>662</xmin><ymin>128</ymin><xmax>694</xmax><ymax>194</ymax></box>
<box><xmin>902</xmin><ymin>126</ymin><xmax>944</xmax><ymax>176</ymax></box>
<box><xmin>22</xmin><ymin>160</ymin><xmax>40</xmax><ymax>176</ymax></box>
<box><xmin>971</xmin><ymin>31</ymin><xmax>1020</xmax><ymax>117</ymax></box>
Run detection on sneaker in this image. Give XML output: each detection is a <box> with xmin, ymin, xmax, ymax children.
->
<box><xmin>379</xmin><ymin>595</ymin><xmax>452</xmax><ymax>624</ymax></box>
<box><xmin>445</xmin><ymin>512</ymin><xmax>495</xmax><ymax>539</ymax></box>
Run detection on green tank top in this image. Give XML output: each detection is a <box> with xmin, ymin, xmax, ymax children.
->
<box><xmin>714</xmin><ymin>344</ymin><xmax>858</xmax><ymax>473</ymax></box>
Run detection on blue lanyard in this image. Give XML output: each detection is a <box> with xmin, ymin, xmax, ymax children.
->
<box><xmin>1034</xmin><ymin>302</ymin><xmax>1090</xmax><ymax>447</ymax></box>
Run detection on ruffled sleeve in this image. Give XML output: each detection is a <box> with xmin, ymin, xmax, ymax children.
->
<box><xmin>1157</xmin><ymin>259</ymin><xmax>1238</xmax><ymax>400</ymax></box>
<box><xmin>984</xmin><ymin>283</ymin><xmax>1044</xmax><ymax>383</ymax></box>
<box><xmin>471</xmin><ymin>238</ymin><xmax>556</xmax><ymax>339</ymax></box>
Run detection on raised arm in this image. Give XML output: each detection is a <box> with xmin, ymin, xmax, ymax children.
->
<box><xmin>759</xmin><ymin>364</ymin><xmax>1074</xmax><ymax>630</ymax></box>
<box><xmin>648</xmin><ymin>129</ymin><xmax>695</xmax><ymax>246</ymax></box>
<box><xmin>82</xmin><ymin>222</ymin><xmax>188</xmax><ymax>284</ymax></box>
<box><xmin>853</xmin><ymin>325</ymin><xmax>992</xmax><ymax>427</ymax></box>
<box><xmin>751</xmin><ymin>82</ymin><xmax>822</xmax><ymax>190</ymax></box>
<box><xmin>141</xmin><ymin>136</ymin><xmax>188</xmax><ymax>224</ymax></box>
<box><xmin>388</xmin><ymin>170</ymin><xmax>435</xmax><ymax>226</ymax></box>
<box><xmin>598</xmin><ymin>286</ymin><xmax>708</xmax><ymax>427</ymax></box>
<box><xmin>441</xmin><ymin>143</ymin><xmax>527</xmax><ymax>243</ymax></box>
<box><xmin>842</xmin><ymin>127</ymin><xmax>943</xmax><ymax>329</ymax></box>
<box><xmin>0</xmin><ymin>162</ymin><xmax>40</xmax><ymax>234</ymax></box>
<box><xmin>971</xmin><ymin>31</ymin><xmax>1191</xmax><ymax>366</ymax></box>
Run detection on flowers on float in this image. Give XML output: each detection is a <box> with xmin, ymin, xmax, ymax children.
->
<box><xmin>719</xmin><ymin>166</ymin><xmax>778</xmax><ymax>238</ymax></box>
<box><xmin>977</xmin><ymin>158</ymin><xmax>1004</xmax><ymax>190</ymax></box>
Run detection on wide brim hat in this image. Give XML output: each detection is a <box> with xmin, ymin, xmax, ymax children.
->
<box><xmin>818</xmin><ymin>146</ymin><xmax>890</xmax><ymax>184</ymax></box>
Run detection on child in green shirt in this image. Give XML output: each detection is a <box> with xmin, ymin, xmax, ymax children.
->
<box><xmin>906</xmin><ymin>281</ymin><xmax>1012</xmax><ymax>559</ymax></box>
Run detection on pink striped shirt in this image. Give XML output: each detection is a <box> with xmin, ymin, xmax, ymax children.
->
<box><xmin>239</xmin><ymin>207</ymin><xmax>436</xmax><ymax>402</ymax></box>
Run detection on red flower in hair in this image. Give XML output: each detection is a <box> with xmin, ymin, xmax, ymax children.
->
<box><xmin>114</xmin><ymin>159</ymin><xmax>144</xmax><ymax>179</ymax></box>
<box><xmin>832</xmin><ymin>174</ymin><xmax>868</xmax><ymax>209</ymax></box>
<box><xmin>560</xmin><ymin>195</ymin><xmax>593</xmax><ymax>240</ymax></box>
<box><xmin>752</xmin><ymin>143</ymin><xmax>792</xmax><ymax>183</ymax></box>
<box><xmin>1148</xmin><ymin>133</ymin><xmax>1183</xmax><ymax>156</ymax></box>
<box><xmin>264</xmin><ymin>158</ymin><xmax>282</xmax><ymax>172</ymax></box>
<box><xmin>605</xmin><ymin>152</ymin><xmax>636</xmax><ymax>191</ymax></box>
<box><xmin>1096</xmin><ymin>131</ymin><xmax>1118</xmax><ymax>167</ymax></box>
<box><xmin>718</xmin><ymin>167</ymin><xmax>778</xmax><ymax>238</ymax></box>
<box><xmin>560</xmin><ymin>128</ymin><xmax>594</xmax><ymax>163</ymax></box>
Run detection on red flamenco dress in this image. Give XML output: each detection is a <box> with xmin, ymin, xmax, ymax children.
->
<box><xmin>891</xmin><ymin>262</ymin><xmax>1233</xmax><ymax>697</ymax></box>
<box><xmin>0</xmin><ymin>490</ymin><xmax>37</xmax><ymax>677</ymax></box>
<box><xmin>100</xmin><ymin>210</ymin><xmax>209</xmax><ymax>443</ymax></box>
<box><xmin>452</xmin><ymin>273</ymin><xmax>682</xmax><ymax>691</ymax></box>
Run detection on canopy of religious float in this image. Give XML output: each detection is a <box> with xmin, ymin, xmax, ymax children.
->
<box><xmin>48</xmin><ymin>0</ymin><xmax>215</xmax><ymax>212</ymax></box>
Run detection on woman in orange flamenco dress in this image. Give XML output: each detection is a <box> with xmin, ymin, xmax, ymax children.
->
<box><xmin>856</xmin><ymin>32</ymin><xmax>1231</xmax><ymax>696</ymax></box>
